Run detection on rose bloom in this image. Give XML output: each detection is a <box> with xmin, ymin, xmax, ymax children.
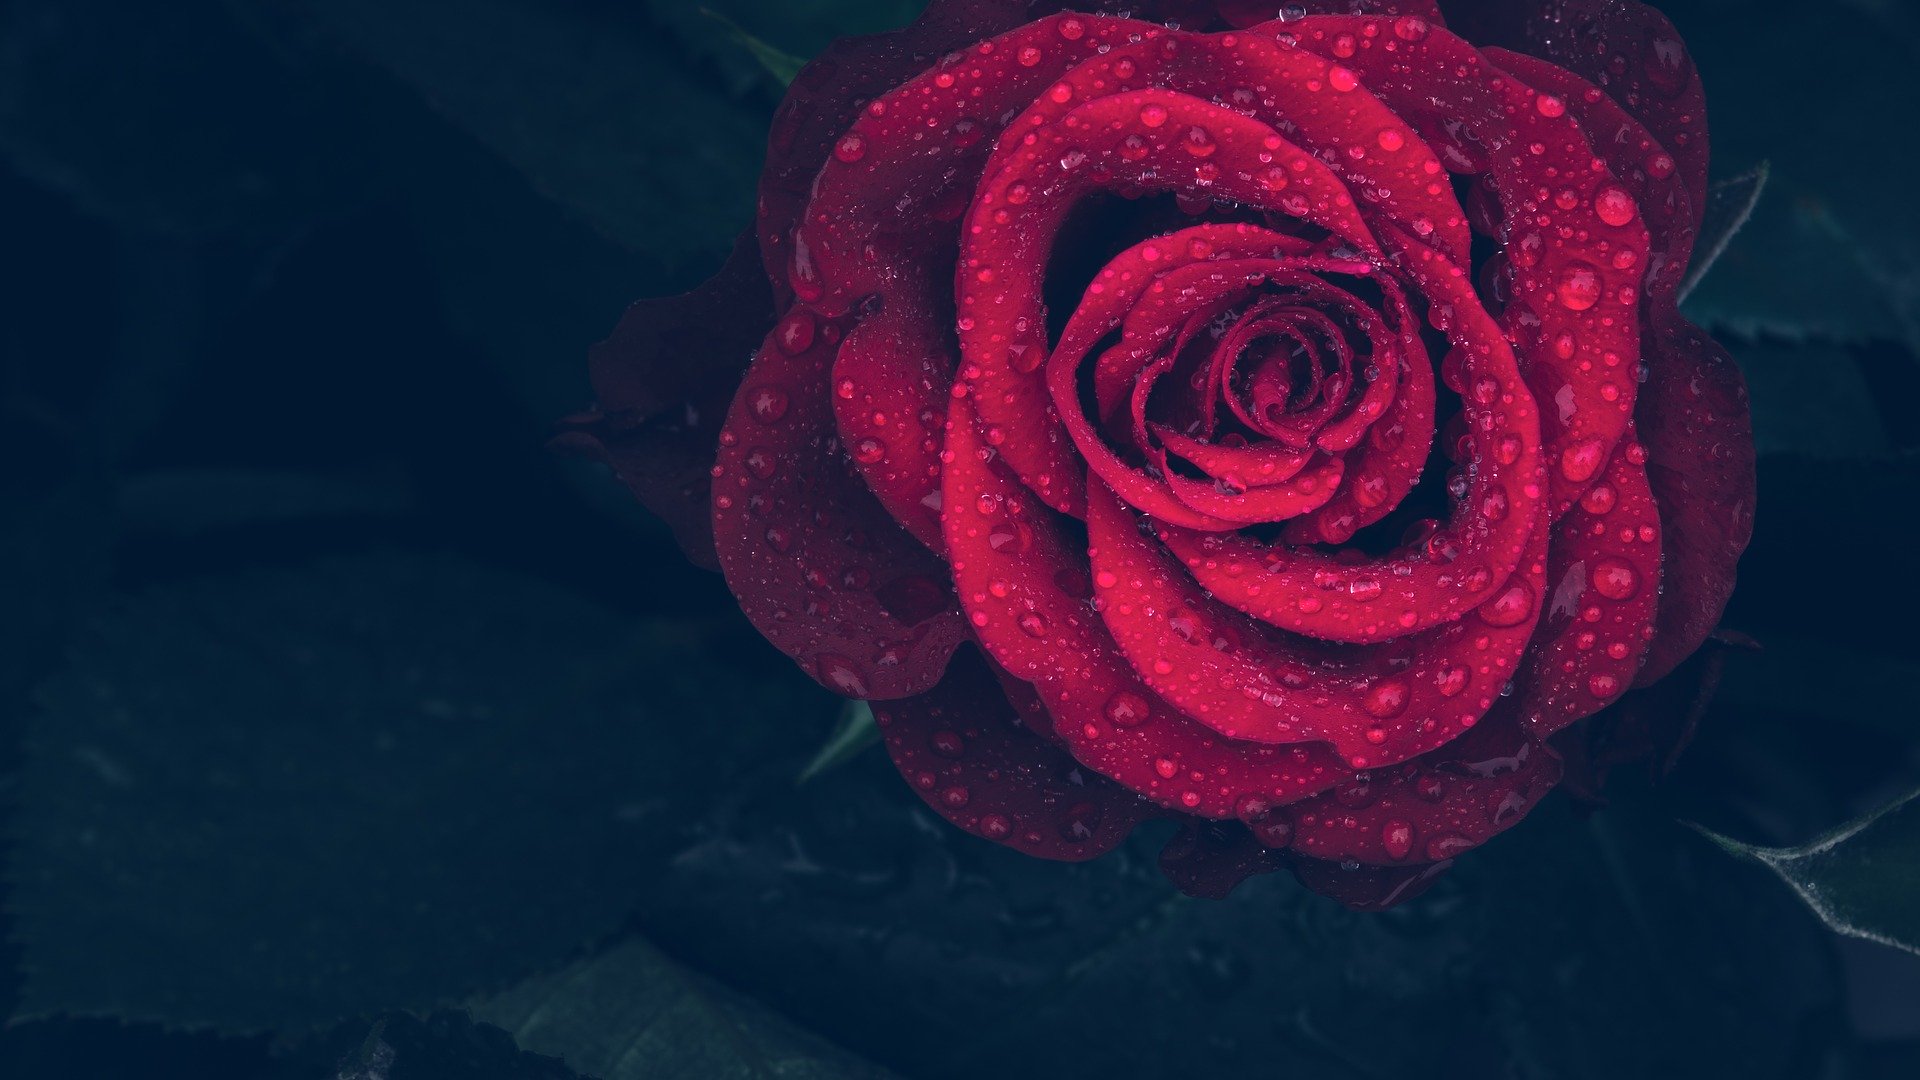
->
<box><xmin>563</xmin><ymin>0</ymin><xmax>1754</xmax><ymax>907</ymax></box>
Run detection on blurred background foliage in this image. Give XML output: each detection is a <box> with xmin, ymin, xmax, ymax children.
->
<box><xmin>1</xmin><ymin>0</ymin><xmax>1917</xmax><ymax>1077</ymax></box>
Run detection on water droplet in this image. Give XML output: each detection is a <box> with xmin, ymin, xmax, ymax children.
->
<box><xmin>1381</xmin><ymin>820</ymin><xmax>1414</xmax><ymax>860</ymax></box>
<box><xmin>1363</xmin><ymin>679</ymin><xmax>1410</xmax><ymax>719</ymax></box>
<box><xmin>1594</xmin><ymin>185</ymin><xmax>1636</xmax><ymax>227</ymax></box>
<box><xmin>1139</xmin><ymin>102</ymin><xmax>1168</xmax><ymax>128</ymax></box>
<box><xmin>1580</xmin><ymin>482</ymin><xmax>1617</xmax><ymax>515</ymax></box>
<box><xmin>1104</xmin><ymin>689</ymin><xmax>1151</xmax><ymax>727</ymax></box>
<box><xmin>833</xmin><ymin>133</ymin><xmax>866</xmax><ymax>163</ymax></box>
<box><xmin>1559</xmin><ymin>438</ymin><xmax>1606</xmax><ymax>482</ymax></box>
<box><xmin>777</xmin><ymin>310</ymin><xmax>816</xmax><ymax>353</ymax></box>
<box><xmin>1478</xmin><ymin>579</ymin><xmax>1535</xmax><ymax>627</ymax></box>
<box><xmin>1328</xmin><ymin>66</ymin><xmax>1359</xmax><ymax>92</ymax></box>
<box><xmin>748</xmin><ymin>385</ymin><xmax>790</xmax><ymax>424</ymax></box>
<box><xmin>1591</xmin><ymin>557</ymin><xmax>1639</xmax><ymax>600</ymax></box>
<box><xmin>815</xmin><ymin>654</ymin><xmax>870</xmax><ymax>697</ymax></box>
<box><xmin>1558</xmin><ymin>262</ymin><xmax>1603</xmax><ymax>311</ymax></box>
<box><xmin>931</xmin><ymin>730</ymin><xmax>966</xmax><ymax>758</ymax></box>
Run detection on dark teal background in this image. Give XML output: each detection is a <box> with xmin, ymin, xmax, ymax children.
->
<box><xmin>2</xmin><ymin>1</ymin><xmax>1917</xmax><ymax>1077</ymax></box>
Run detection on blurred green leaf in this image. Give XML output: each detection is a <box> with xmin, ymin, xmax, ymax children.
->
<box><xmin>795</xmin><ymin>700</ymin><xmax>879</xmax><ymax>785</ymax></box>
<box><xmin>265</xmin><ymin>0</ymin><xmax>768</xmax><ymax>275</ymax></box>
<box><xmin>0</xmin><ymin>0</ymin><xmax>368</xmax><ymax>237</ymax></box>
<box><xmin>1696</xmin><ymin>787</ymin><xmax>1920</xmax><ymax>957</ymax></box>
<box><xmin>7</xmin><ymin>553</ymin><xmax>832</xmax><ymax>1032</ymax></box>
<box><xmin>701</xmin><ymin>8</ymin><xmax>805</xmax><ymax>87</ymax></box>
<box><xmin>1681</xmin><ymin>162</ymin><xmax>1768</xmax><ymax>303</ymax></box>
<box><xmin>1668</xmin><ymin>0</ymin><xmax>1920</xmax><ymax>350</ymax></box>
<box><xmin>285</xmin><ymin>1011</ymin><xmax>584</xmax><ymax>1080</ymax></box>
<box><xmin>471</xmin><ymin>936</ymin><xmax>895</xmax><ymax>1080</ymax></box>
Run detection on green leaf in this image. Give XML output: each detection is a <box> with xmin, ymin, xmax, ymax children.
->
<box><xmin>1680</xmin><ymin>162</ymin><xmax>1768</xmax><ymax>303</ymax></box>
<box><xmin>1667</xmin><ymin>0</ymin><xmax>1920</xmax><ymax>349</ymax></box>
<box><xmin>7</xmin><ymin>553</ymin><xmax>833</xmax><ymax>1033</ymax></box>
<box><xmin>1695</xmin><ymin>787</ymin><xmax>1920</xmax><ymax>956</ymax></box>
<box><xmin>627</xmin><ymin>753</ymin><xmax>1845</xmax><ymax>1078</ymax></box>
<box><xmin>470</xmin><ymin>936</ymin><xmax>896</xmax><ymax>1080</ymax></box>
<box><xmin>795</xmin><ymin>700</ymin><xmax>879</xmax><ymax>785</ymax></box>
<box><xmin>701</xmin><ymin>8</ymin><xmax>804</xmax><ymax>87</ymax></box>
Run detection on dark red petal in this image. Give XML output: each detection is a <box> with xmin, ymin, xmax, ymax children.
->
<box><xmin>1446</xmin><ymin>0</ymin><xmax>1710</xmax><ymax>223</ymax></box>
<box><xmin>1633</xmin><ymin>319</ymin><xmax>1754</xmax><ymax>685</ymax></box>
<box><xmin>1514</xmin><ymin>429</ymin><xmax>1662</xmax><ymax>736</ymax></box>
<box><xmin>960</xmin><ymin>26</ymin><xmax>1472</xmax><ymax>517</ymax></box>
<box><xmin>1219</xmin><ymin>2</ymin><xmax>1447</xmax><ymax>31</ymax></box>
<box><xmin>944</xmin><ymin>396</ymin><xmax>1351</xmax><ymax>817</ymax></box>
<box><xmin>1159</xmin><ymin>821</ymin><xmax>1286</xmax><ymax>900</ymax></box>
<box><xmin>1160</xmin><ymin>227</ymin><xmax>1542</xmax><ymax>644</ymax></box>
<box><xmin>757</xmin><ymin>0</ymin><xmax>1035</xmax><ymax>302</ymax></box>
<box><xmin>873</xmin><ymin>646</ymin><xmax>1156</xmax><ymax>860</ymax></box>
<box><xmin>1087</xmin><ymin>479</ymin><xmax>1549</xmax><ymax>771</ymax></box>
<box><xmin>1473</xmin><ymin>48</ymin><xmax>1753</xmax><ymax>687</ymax></box>
<box><xmin>712</xmin><ymin>313</ymin><xmax>967</xmax><ymax>700</ymax></box>
<box><xmin>564</xmin><ymin>233</ymin><xmax>772</xmax><ymax>567</ymax></box>
<box><xmin>1282</xmin><ymin>702</ymin><xmax>1563</xmax><ymax>866</ymax></box>
<box><xmin>1289</xmin><ymin>856</ymin><xmax>1453</xmax><ymax>910</ymax></box>
<box><xmin>1286</xmin><ymin>16</ymin><xmax>1651</xmax><ymax>516</ymax></box>
<box><xmin>831</xmin><ymin>298</ymin><xmax>954</xmax><ymax>551</ymax></box>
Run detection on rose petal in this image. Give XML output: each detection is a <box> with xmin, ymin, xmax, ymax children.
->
<box><xmin>1160</xmin><ymin>226</ymin><xmax>1542</xmax><ymax>645</ymax></box>
<box><xmin>1087</xmin><ymin>478</ymin><xmax>1548</xmax><ymax>770</ymax></box>
<box><xmin>1282</xmin><ymin>702</ymin><xmax>1564</xmax><ymax>865</ymax></box>
<box><xmin>1513</xmin><ymin>428</ymin><xmax>1662</xmax><ymax>736</ymax></box>
<box><xmin>1286</xmin><ymin>15</ymin><xmax>1651</xmax><ymax>515</ymax></box>
<box><xmin>712</xmin><ymin>312</ymin><xmax>968</xmax><ymax>699</ymax></box>
<box><xmin>945</xmin><ymin>395</ymin><xmax>1352</xmax><ymax>817</ymax></box>
<box><xmin>564</xmin><ymin>233</ymin><xmax>772</xmax><ymax>567</ymax></box>
<box><xmin>873</xmin><ymin>646</ymin><xmax>1155</xmax><ymax>860</ymax></box>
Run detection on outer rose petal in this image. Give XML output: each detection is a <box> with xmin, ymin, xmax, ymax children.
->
<box><xmin>560</xmin><ymin>233</ymin><xmax>773</xmax><ymax>567</ymax></box>
<box><xmin>1476</xmin><ymin>46</ymin><xmax>1754</xmax><ymax>685</ymax></box>
<box><xmin>1281</xmin><ymin>702</ymin><xmax>1564</xmax><ymax>866</ymax></box>
<box><xmin>873</xmin><ymin>646</ymin><xmax>1155</xmax><ymax>860</ymax></box>
<box><xmin>1513</xmin><ymin>429</ymin><xmax>1662</xmax><ymax>736</ymax></box>
<box><xmin>711</xmin><ymin>312</ymin><xmax>968</xmax><ymax>700</ymax></box>
<box><xmin>1158</xmin><ymin>821</ymin><xmax>1286</xmax><ymax>900</ymax></box>
<box><xmin>1282</xmin><ymin>15</ymin><xmax>1652</xmax><ymax>517</ymax></box>
<box><xmin>1443</xmin><ymin>0</ymin><xmax>1711</xmax><ymax>218</ymax></box>
<box><xmin>1632</xmin><ymin>321</ymin><xmax>1754</xmax><ymax>684</ymax></box>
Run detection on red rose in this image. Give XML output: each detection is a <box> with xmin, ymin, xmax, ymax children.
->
<box><xmin>565</xmin><ymin>0</ymin><xmax>1754</xmax><ymax>907</ymax></box>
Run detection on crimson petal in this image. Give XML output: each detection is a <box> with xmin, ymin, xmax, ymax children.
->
<box><xmin>563</xmin><ymin>233</ymin><xmax>773</xmax><ymax>567</ymax></box>
<box><xmin>712</xmin><ymin>313</ymin><xmax>968</xmax><ymax>700</ymax></box>
<box><xmin>873</xmin><ymin>646</ymin><xmax>1155</xmax><ymax>860</ymax></box>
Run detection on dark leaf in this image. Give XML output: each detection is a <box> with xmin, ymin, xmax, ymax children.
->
<box><xmin>1680</xmin><ymin>162</ymin><xmax>1768</xmax><ymax>303</ymax></box>
<box><xmin>701</xmin><ymin>7</ymin><xmax>806</xmax><ymax>87</ymax></box>
<box><xmin>1696</xmin><ymin>787</ymin><xmax>1920</xmax><ymax>957</ymax></box>
<box><xmin>470</xmin><ymin>936</ymin><xmax>896</xmax><ymax>1080</ymax></box>
<box><xmin>283</xmin><ymin>1011</ymin><xmax>583</xmax><ymax>1080</ymax></box>
<box><xmin>795</xmin><ymin>700</ymin><xmax>880</xmax><ymax>785</ymax></box>
<box><xmin>8</xmin><ymin>553</ymin><xmax>832</xmax><ymax>1032</ymax></box>
<box><xmin>265</xmin><ymin>0</ymin><xmax>769</xmax><ymax>274</ymax></box>
<box><xmin>0</xmin><ymin>0</ymin><xmax>368</xmax><ymax>237</ymax></box>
